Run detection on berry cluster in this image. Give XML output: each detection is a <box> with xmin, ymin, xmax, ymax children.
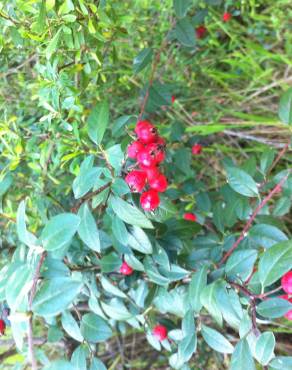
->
<box><xmin>280</xmin><ymin>271</ymin><xmax>292</xmax><ymax>320</ymax></box>
<box><xmin>195</xmin><ymin>12</ymin><xmax>232</xmax><ymax>40</ymax></box>
<box><xmin>125</xmin><ymin>120</ymin><xmax>168</xmax><ymax>212</ymax></box>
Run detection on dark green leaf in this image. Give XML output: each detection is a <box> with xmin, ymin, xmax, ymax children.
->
<box><xmin>175</xmin><ymin>17</ymin><xmax>196</xmax><ymax>47</ymax></box>
<box><xmin>225</xmin><ymin>249</ymin><xmax>258</xmax><ymax>281</ymax></box>
<box><xmin>32</xmin><ymin>278</ymin><xmax>83</xmax><ymax>316</ymax></box>
<box><xmin>201</xmin><ymin>325</ymin><xmax>234</xmax><ymax>354</ymax></box>
<box><xmin>80</xmin><ymin>313</ymin><xmax>112</xmax><ymax>342</ymax></box>
<box><xmin>41</xmin><ymin>213</ymin><xmax>80</xmax><ymax>251</ymax></box>
<box><xmin>87</xmin><ymin>101</ymin><xmax>109</xmax><ymax>145</ymax></box>
<box><xmin>249</xmin><ymin>224</ymin><xmax>287</xmax><ymax>248</ymax></box>
<box><xmin>188</xmin><ymin>265</ymin><xmax>208</xmax><ymax>312</ymax></box>
<box><xmin>278</xmin><ymin>88</ymin><xmax>292</xmax><ymax>125</ymax></box>
<box><xmin>110</xmin><ymin>196</ymin><xmax>153</xmax><ymax>229</ymax></box>
<box><xmin>173</xmin><ymin>0</ymin><xmax>191</xmax><ymax>18</ymax></box>
<box><xmin>133</xmin><ymin>48</ymin><xmax>153</xmax><ymax>74</ymax></box>
<box><xmin>226</xmin><ymin>167</ymin><xmax>258</xmax><ymax>197</ymax></box>
<box><xmin>257</xmin><ymin>298</ymin><xmax>292</xmax><ymax>318</ymax></box>
<box><xmin>78</xmin><ymin>203</ymin><xmax>100</xmax><ymax>252</ymax></box>
<box><xmin>258</xmin><ymin>240</ymin><xmax>292</xmax><ymax>287</ymax></box>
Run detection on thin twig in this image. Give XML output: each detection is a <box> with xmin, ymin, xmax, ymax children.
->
<box><xmin>219</xmin><ymin>172</ymin><xmax>290</xmax><ymax>266</ymax></box>
<box><xmin>27</xmin><ymin>251</ymin><xmax>47</xmax><ymax>370</ymax></box>
<box><xmin>71</xmin><ymin>182</ymin><xmax>111</xmax><ymax>213</ymax></box>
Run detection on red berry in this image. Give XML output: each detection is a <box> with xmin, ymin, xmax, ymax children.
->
<box><xmin>137</xmin><ymin>148</ymin><xmax>157</xmax><ymax>168</ymax></box>
<box><xmin>279</xmin><ymin>295</ymin><xmax>292</xmax><ymax>320</ymax></box>
<box><xmin>0</xmin><ymin>319</ymin><xmax>6</xmax><ymax>336</ymax></box>
<box><xmin>196</xmin><ymin>26</ymin><xmax>207</xmax><ymax>39</ymax></box>
<box><xmin>192</xmin><ymin>144</ymin><xmax>203</xmax><ymax>155</ymax></box>
<box><xmin>171</xmin><ymin>95</ymin><xmax>176</xmax><ymax>104</ymax></box>
<box><xmin>152</xmin><ymin>324</ymin><xmax>167</xmax><ymax>341</ymax></box>
<box><xmin>223</xmin><ymin>12</ymin><xmax>232</xmax><ymax>22</ymax></box>
<box><xmin>156</xmin><ymin>136</ymin><xmax>166</xmax><ymax>147</ymax></box>
<box><xmin>149</xmin><ymin>173</ymin><xmax>168</xmax><ymax>192</ymax></box>
<box><xmin>140</xmin><ymin>190</ymin><xmax>160</xmax><ymax>211</ymax></box>
<box><xmin>281</xmin><ymin>271</ymin><xmax>292</xmax><ymax>294</ymax></box>
<box><xmin>127</xmin><ymin>141</ymin><xmax>144</xmax><ymax>159</ymax></box>
<box><xmin>119</xmin><ymin>261</ymin><xmax>133</xmax><ymax>276</ymax></box>
<box><xmin>135</xmin><ymin>120</ymin><xmax>157</xmax><ymax>144</ymax></box>
<box><xmin>125</xmin><ymin>170</ymin><xmax>147</xmax><ymax>193</ymax></box>
<box><xmin>184</xmin><ymin>213</ymin><xmax>197</xmax><ymax>222</ymax></box>
<box><xmin>145</xmin><ymin>166</ymin><xmax>160</xmax><ymax>181</ymax></box>
<box><xmin>146</xmin><ymin>143</ymin><xmax>165</xmax><ymax>163</ymax></box>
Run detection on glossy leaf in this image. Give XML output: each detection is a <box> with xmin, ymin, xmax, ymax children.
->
<box><xmin>78</xmin><ymin>203</ymin><xmax>100</xmax><ymax>252</ymax></box>
<box><xmin>80</xmin><ymin>313</ymin><xmax>112</xmax><ymax>343</ymax></box>
<box><xmin>226</xmin><ymin>167</ymin><xmax>258</xmax><ymax>197</ymax></box>
<box><xmin>87</xmin><ymin>101</ymin><xmax>109</xmax><ymax>145</ymax></box>
<box><xmin>201</xmin><ymin>325</ymin><xmax>234</xmax><ymax>354</ymax></box>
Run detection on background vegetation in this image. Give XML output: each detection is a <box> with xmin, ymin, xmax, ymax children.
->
<box><xmin>0</xmin><ymin>0</ymin><xmax>291</xmax><ymax>369</ymax></box>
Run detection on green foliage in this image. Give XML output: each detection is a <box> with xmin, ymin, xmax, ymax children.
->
<box><xmin>0</xmin><ymin>0</ymin><xmax>291</xmax><ymax>369</ymax></box>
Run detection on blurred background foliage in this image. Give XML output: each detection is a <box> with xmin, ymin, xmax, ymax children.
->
<box><xmin>0</xmin><ymin>0</ymin><xmax>291</xmax><ymax>368</ymax></box>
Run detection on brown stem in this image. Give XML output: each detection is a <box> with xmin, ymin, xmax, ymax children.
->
<box><xmin>27</xmin><ymin>251</ymin><xmax>47</xmax><ymax>370</ymax></box>
<box><xmin>71</xmin><ymin>182</ymin><xmax>111</xmax><ymax>213</ymax></box>
<box><xmin>219</xmin><ymin>172</ymin><xmax>290</xmax><ymax>266</ymax></box>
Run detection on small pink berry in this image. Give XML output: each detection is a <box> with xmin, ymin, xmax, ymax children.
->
<box><xmin>152</xmin><ymin>324</ymin><xmax>168</xmax><ymax>341</ymax></box>
<box><xmin>184</xmin><ymin>213</ymin><xmax>197</xmax><ymax>222</ymax></box>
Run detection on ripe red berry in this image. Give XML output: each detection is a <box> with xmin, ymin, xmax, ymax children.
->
<box><xmin>149</xmin><ymin>173</ymin><xmax>168</xmax><ymax>192</ymax></box>
<box><xmin>137</xmin><ymin>148</ymin><xmax>157</xmax><ymax>168</ymax></box>
<box><xmin>140</xmin><ymin>190</ymin><xmax>160</xmax><ymax>211</ymax></box>
<box><xmin>145</xmin><ymin>166</ymin><xmax>160</xmax><ymax>181</ymax></box>
<box><xmin>279</xmin><ymin>295</ymin><xmax>292</xmax><ymax>320</ymax></box>
<box><xmin>196</xmin><ymin>25</ymin><xmax>207</xmax><ymax>39</ymax></box>
<box><xmin>223</xmin><ymin>12</ymin><xmax>232</xmax><ymax>22</ymax></box>
<box><xmin>119</xmin><ymin>261</ymin><xmax>133</xmax><ymax>276</ymax></box>
<box><xmin>171</xmin><ymin>95</ymin><xmax>176</xmax><ymax>104</ymax></box>
<box><xmin>184</xmin><ymin>213</ymin><xmax>197</xmax><ymax>222</ymax></box>
<box><xmin>192</xmin><ymin>144</ymin><xmax>203</xmax><ymax>155</ymax></box>
<box><xmin>125</xmin><ymin>170</ymin><xmax>147</xmax><ymax>193</ymax></box>
<box><xmin>156</xmin><ymin>136</ymin><xmax>166</xmax><ymax>147</ymax></box>
<box><xmin>152</xmin><ymin>324</ymin><xmax>168</xmax><ymax>341</ymax></box>
<box><xmin>127</xmin><ymin>140</ymin><xmax>144</xmax><ymax>159</ymax></box>
<box><xmin>0</xmin><ymin>319</ymin><xmax>6</xmax><ymax>336</ymax></box>
<box><xmin>281</xmin><ymin>271</ymin><xmax>292</xmax><ymax>294</ymax></box>
<box><xmin>146</xmin><ymin>143</ymin><xmax>165</xmax><ymax>163</ymax></box>
<box><xmin>135</xmin><ymin>120</ymin><xmax>157</xmax><ymax>144</ymax></box>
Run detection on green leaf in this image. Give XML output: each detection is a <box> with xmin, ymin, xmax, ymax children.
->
<box><xmin>258</xmin><ymin>240</ymin><xmax>292</xmax><ymax>287</ymax></box>
<box><xmin>59</xmin><ymin>0</ymin><xmax>74</xmax><ymax>14</ymax></box>
<box><xmin>110</xmin><ymin>196</ymin><xmax>153</xmax><ymax>229</ymax></box>
<box><xmin>71</xmin><ymin>345</ymin><xmax>88</xmax><ymax>370</ymax></box>
<box><xmin>226</xmin><ymin>167</ymin><xmax>259</xmax><ymax>197</ymax></box>
<box><xmin>200</xmin><ymin>283</ymin><xmax>223</xmax><ymax>326</ymax></box>
<box><xmin>80</xmin><ymin>313</ymin><xmax>112</xmax><ymax>343</ymax></box>
<box><xmin>201</xmin><ymin>325</ymin><xmax>234</xmax><ymax>354</ymax></box>
<box><xmin>87</xmin><ymin>101</ymin><xmax>109</xmax><ymax>145</ymax></box>
<box><xmin>230</xmin><ymin>339</ymin><xmax>255</xmax><ymax>370</ymax></box>
<box><xmin>41</xmin><ymin>213</ymin><xmax>80</xmax><ymax>251</ymax></box>
<box><xmin>100</xmin><ymin>276</ymin><xmax>126</xmax><ymax>298</ymax></box>
<box><xmin>175</xmin><ymin>17</ymin><xmax>196</xmax><ymax>47</ymax></box>
<box><xmin>101</xmin><ymin>298</ymin><xmax>132</xmax><ymax>320</ymax></box>
<box><xmin>46</xmin><ymin>28</ymin><xmax>62</xmax><ymax>59</ymax></box>
<box><xmin>73</xmin><ymin>167</ymin><xmax>102</xmax><ymax>199</ymax></box>
<box><xmin>249</xmin><ymin>224</ymin><xmax>288</xmax><ymax>248</ymax></box>
<box><xmin>77</xmin><ymin>203</ymin><xmax>100</xmax><ymax>252</ymax></box>
<box><xmin>257</xmin><ymin>298</ymin><xmax>292</xmax><ymax>318</ymax></box>
<box><xmin>188</xmin><ymin>265</ymin><xmax>208</xmax><ymax>312</ymax></box>
<box><xmin>16</xmin><ymin>201</ymin><xmax>38</xmax><ymax>248</ymax></box>
<box><xmin>255</xmin><ymin>332</ymin><xmax>275</xmax><ymax>366</ymax></box>
<box><xmin>278</xmin><ymin>87</ymin><xmax>292</xmax><ymax>125</ymax></box>
<box><xmin>173</xmin><ymin>0</ymin><xmax>191</xmax><ymax>18</ymax></box>
<box><xmin>225</xmin><ymin>249</ymin><xmax>258</xmax><ymax>281</ymax></box>
<box><xmin>90</xmin><ymin>358</ymin><xmax>107</xmax><ymax>370</ymax></box>
<box><xmin>99</xmin><ymin>252</ymin><xmax>121</xmax><ymax>273</ymax></box>
<box><xmin>32</xmin><ymin>278</ymin><xmax>83</xmax><ymax>316</ymax></box>
<box><xmin>128</xmin><ymin>226</ymin><xmax>153</xmax><ymax>254</ymax></box>
<box><xmin>43</xmin><ymin>361</ymin><xmax>75</xmax><ymax>370</ymax></box>
<box><xmin>133</xmin><ymin>48</ymin><xmax>153</xmax><ymax>74</ymax></box>
<box><xmin>61</xmin><ymin>311</ymin><xmax>83</xmax><ymax>342</ymax></box>
<box><xmin>106</xmin><ymin>144</ymin><xmax>124</xmax><ymax>172</ymax></box>
<box><xmin>6</xmin><ymin>264</ymin><xmax>33</xmax><ymax>312</ymax></box>
<box><xmin>0</xmin><ymin>172</ymin><xmax>13</xmax><ymax>197</ymax></box>
<box><xmin>178</xmin><ymin>333</ymin><xmax>197</xmax><ymax>363</ymax></box>
<box><xmin>146</xmin><ymin>82</ymin><xmax>172</xmax><ymax>112</ymax></box>
<box><xmin>269</xmin><ymin>356</ymin><xmax>292</xmax><ymax>370</ymax></box>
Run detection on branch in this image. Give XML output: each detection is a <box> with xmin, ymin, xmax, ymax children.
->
<box><xmin>219</xmin><ymin>172</ymin><xmax>290</xmax><ymax>266</ymax></box>
<box><xmin>27</xmin><ymin>251</ymin><xmax>47</xmax><ymax>370</ymax></box>
<box><xmin>71</xmin><ymin>182</ymin><xmax>111</xmax><ymax>213</ymax></box>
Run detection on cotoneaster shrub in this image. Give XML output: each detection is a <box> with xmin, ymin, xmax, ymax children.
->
<box><xmin>0</xmin><ymin>1</ymin><xmax>291</xmax><ymax>370</ymax></box>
